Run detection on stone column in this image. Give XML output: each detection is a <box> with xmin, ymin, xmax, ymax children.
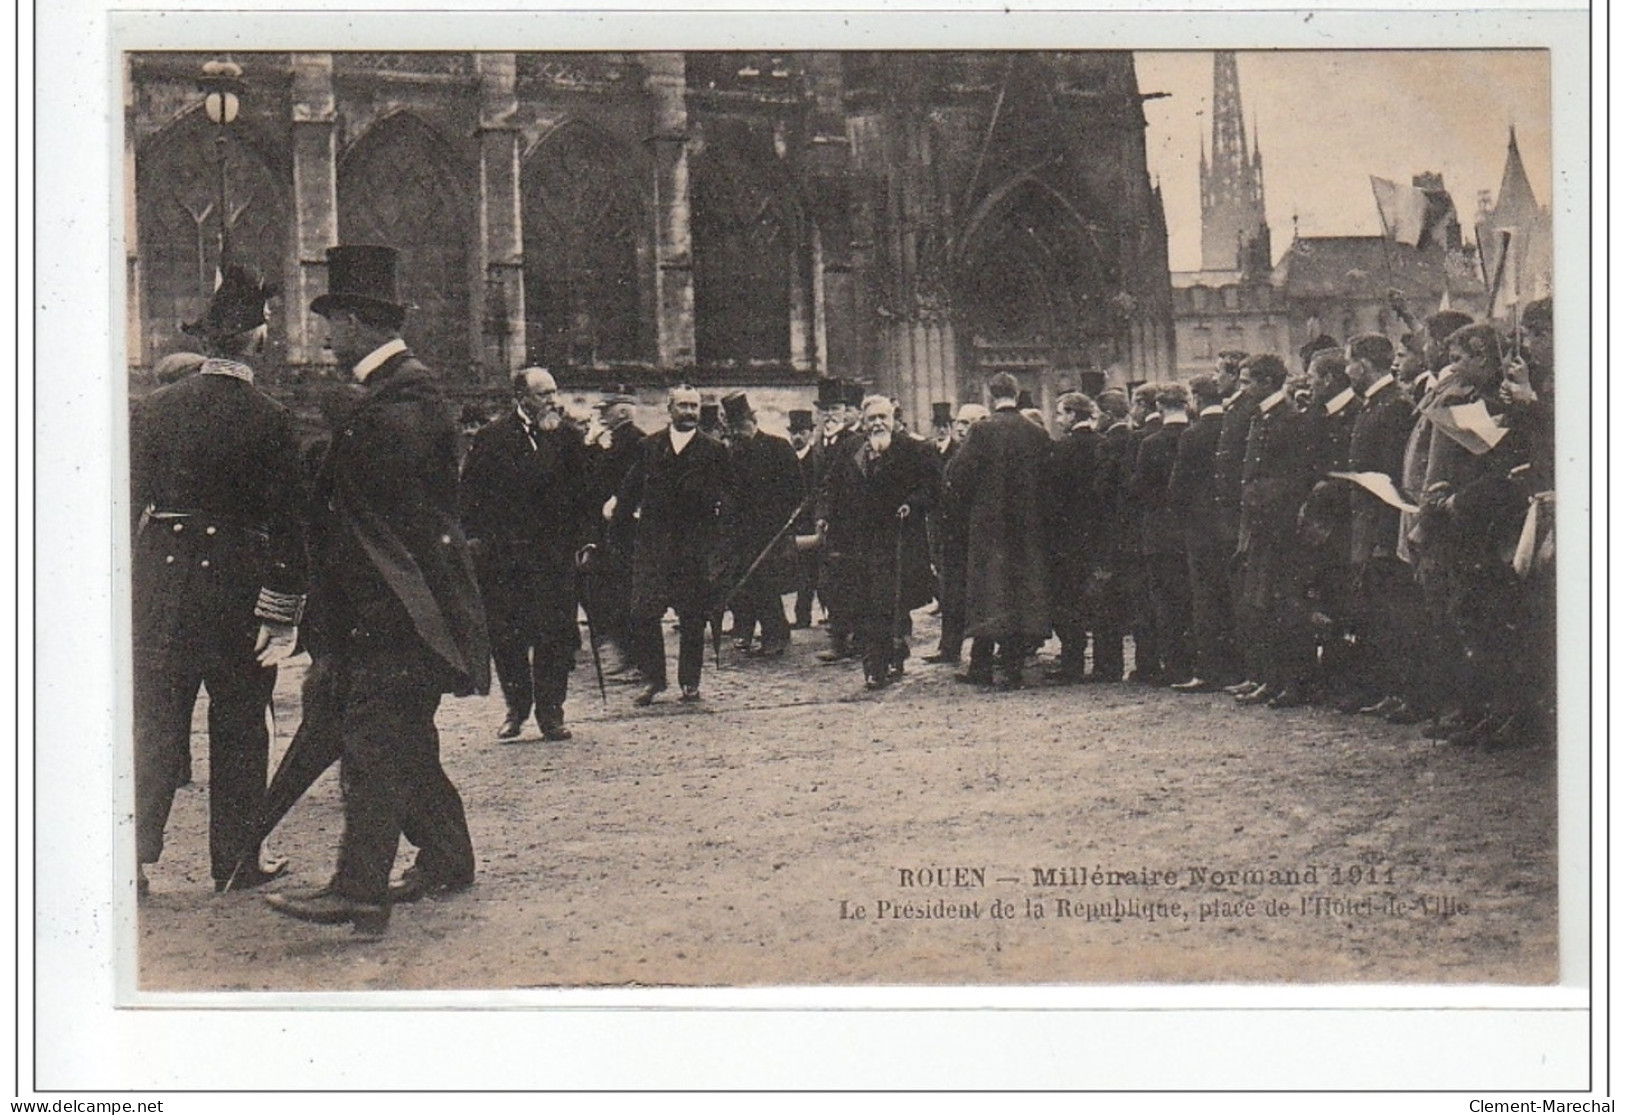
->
<box><xmin>288</xmin><ymin>53</ymin><xmax>338</xmax><ymax>373</ymax></box>
<box><xmin>123</xmin><ymin>56</ymin><xmax>143</xmax><ymax>370</ymax></box>
<box><xmin>642</xmin><ymin>53</ymin><xmax>695</xmax><ymax>373</ymax></box>
<box><xmin>477</xmin><ymin>53</ymin><xmax>525</xmax><ymax>381</ymax></box>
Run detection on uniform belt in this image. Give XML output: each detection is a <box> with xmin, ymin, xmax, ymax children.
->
<box><xmin>142</xmin><ymin>507</ymin><xmax>271</xmax><ymax>542</ymax></box>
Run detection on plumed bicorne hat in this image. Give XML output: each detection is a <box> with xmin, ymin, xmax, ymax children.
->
<box><xmin>182</xmin><ymin>263</ymin><xmax>278</xmax><ymax>340</ymax></box>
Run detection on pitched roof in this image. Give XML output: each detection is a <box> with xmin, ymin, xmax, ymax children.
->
<box><xmin>1273</xmin><ymin>235</ymin><xmax>1483</xmax><ymax>302</ymax></box>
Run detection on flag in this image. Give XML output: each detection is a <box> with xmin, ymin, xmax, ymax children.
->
<box><xmin>1370</xmin><ymin>176</ymin><xmax>1430</xmax><ymax>246</ymax></box>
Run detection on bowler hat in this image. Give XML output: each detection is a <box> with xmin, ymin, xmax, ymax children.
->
<box><xmin>182</xmin><ymin>263</ymin><xmax>278</xmax><ymax>340</ymax></box>
<box><xmin>788</xmin><ymin>408</ymin><xmax>815</xmax><ymax>433</ymax></box>
<box><xmin>816</xmin><ymin>378</ymin><xmax>844</xmax><ymax>410</ymax></box>
<box><xmin>721</xmin><ymin>391</ymin><xmax>754</xmax><ymax>426</ymax></box>
<box><xmin>310</xmin><ymin>244</ymin><xmax>409</xmax><ymax>319</ymax></box>
<box><xmin>931</xmin><ymin>401</ymin><xmax>952</xmax><ymax>427</ymax></box>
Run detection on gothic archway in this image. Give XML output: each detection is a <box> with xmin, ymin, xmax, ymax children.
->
<box><xmin>690</xmin><ymin>124</ymin><xmax>801</xmax><ymax>367</ymax></box>
<box><xmin>338</xmin><ymin>112</ymin><xmax>477</xmax><ymax>378</ymax></box>
<box><xmin>521</xmin><ymin>122</ymin><xmax>648</xmax><ymax>369</ymax></box>
<box><xmin>955</xmin><ymin>175</ymin><xmax>1118</xmax><ymax>392</ymax></box>
<box><xmin>135</xmin><ymin>108</ymin><xmax>288</xmax><ymax>369</ymax></box>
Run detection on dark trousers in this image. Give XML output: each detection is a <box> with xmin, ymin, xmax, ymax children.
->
<box><xmin>968</xmin><ymin>636</ymin><xmax>1025</xmax><ymax>680</ymax></box>
<box><xmin>492</xmin><ymin>634</ymin><xmax>575</xmax><ymax>726</ymax></box>
<box><xmin>1186</xmin><ymin>540</ymin><xmax>1238</xmax><ymax>683</ymax></box>
<box><xmin>794</xmin><ymin>552</ymin><xmax>822</xmax><ymax>626</ymax></box>
<box><xmin>631</xmin><ymin>609</ymin><xmax>707</xmax><ymax>691</ymax></box>
<box><xmin>1146</xmin><ymin>551</ymin><xmax>1193</xmax><ymax>682</ymax></box>
<box><xmin>1128</xmin><ymin>557</ymin><xmax>1161</xmax><ymax>678</ymax></box>
<box><xmin>1351</xmin><ymin>557</ymin><xmax>1422</xmax><ymax>701</ymax></box>
<box><xmin>935</xmin><ymin>541</ymin><xmax>967</xmax><ymax>658</ymax></box>
<box><xmin>134</xmin><ymin>648</ymin><xmax>276</xmax><ymax>880</ymax></box>
<box><xmin>1091</xmin><ymin>561</ymin><xmax>1133</xmax><ymax>681</ymax></box>
<box><xmin>735</xmin><ymin>582</ymin><xmax>790</xmax><ymax>649</ymax></box>
<box><xmin>315</xmin><ymin>638</ymin><xmax>474</xmax><ymax>903</ymax></box>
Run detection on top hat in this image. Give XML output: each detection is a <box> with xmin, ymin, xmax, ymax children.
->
<box><xmin>930</xmin><ymin>401</ymin><xmax>953</xmax><ymax>427</ymax></box>
<box><xmin>699</xmin><ymin>402</ymin><xmax>722</xmax><ymax>428</ymax></box>
<box><xmin>598</xmin><ymin>383</ymin><xmax>637</xmax><ymax>407</ymax></box>
<box><xmin>1016</xmin><ymin>389</ymin><xmax>1036</xmax><ymax>410</ymax></box>
<box><xmin>182</xmin><ymin>263</ymin><xmax>278</xmax><ymax>340</ymax></box>
<box><xmin>310</xmin><ymin>245</ymin><xmax>409</xmax><ymax>319</ymax></box>
<box><xmin>788</xmin><ymin>408</ymin><xmax>815</xmax><ymax>433</ymax></box>
<box><xmin>721</xmin><ymin>391</ymin><xmax>754</xmax><ymax>427</ymax></box>
<box><xmin>816</xmin><ymin>378</ymin><xmax>844</xmax><ymax>410</ymax></box>
<box><xmin>842</xmin><ymin>380</ymin><xmax>866</xmax><ymax>409</ymax></box>
<box><xmin>1078</xmin><ymin>370</ymin><xmax>1107</xmax><ymax>397</ymax></box>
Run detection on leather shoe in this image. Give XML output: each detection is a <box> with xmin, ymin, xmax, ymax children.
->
<box><xmin>994</xmin><ymin>674</ymin><xmax>1025</xmax><ymax>692</ymax></box>
<box><xmin>1223</xmin><ymin>679</ymin><xmax>1259</xmax><ymax>695</ymax></box>
<box><xmin>388</xmin><ymin>866</ymin><xmax>473</xmax><ymax>904</ymax></box>
<box><xmin>216</xmin><ymin>857</ymin><xmax>290</xmax><ymax>893</ymax></box>
<box><xmin>1360</xmin><ymin>696</ymin><xmax>1404</xmax><ymax>717</ymax></box>
<box><xmin>1268</xmin><ymin>685</ymin><xmax>1308</xmax><ymax>709</ymax></box>
<box><xmin>954</xmin><ymin>670</ymin><xmax>994</xmax><ymax>686</ymax></box>
<box><xmin>633</xmin><ymin>683</ymin><xmax>667</xmax><ymax>707</ymax></box>
<box><xmin>678</xmin><ymin>686</ymin><xmax>702</xmax><ymax>703</ymax></box>
<box><xmin>265</xmin><ymin>892</ymin><xmax>389</xmax><ymax>936</ymax></box>
<box><xmin>1235</xmin><ymin>684</ymin><xmax>1276</xmax><ymax>706</ymax></box>
<box><xmin>1169</xmin><ymin>677</ymin><xmax>1215</xmax><ymax>693</ymax></box>
<box><xmin>540</xmin><ymin>722</ymin><xmax>573</xmax><ymax>741</ymax></box>
<box><xmin>816</xmin><ymin>647</ymin><xmax>854</xmax><ymax>663</ymax></box>
<box><xmin>864</xmin><ymin>674</ymin><xmax>891</xmax><ymax>691</ymax></box>
<box><xmin>1385</xmin><ymin>701</ymin><xmax>1428</xmax><ymax>725</ymax></box>
<box><xmin>1080</xmin><ymin>671</ymin><xmax>1119</xmax><ymax>684</ymax></box>
<box><xmin>923</xmin><ymin>652</ymin><xmax>960</xmax><ymax>665</ymax></box>
<box><xmin>497</xmin><ymin>715</ymin><xmax>525</xmax><ymax>740</ymax></box>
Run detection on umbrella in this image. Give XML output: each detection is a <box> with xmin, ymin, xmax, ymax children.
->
<box><xmin>222</xmin><ymin>656</ymin><xmax>345</xmax><ymax>891</ymax></box>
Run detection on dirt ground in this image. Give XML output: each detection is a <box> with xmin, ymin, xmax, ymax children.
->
<box><xmin>135</xmin><ymin>608</ymin><xmax>1558</xmax><ymax>991</ymax></box>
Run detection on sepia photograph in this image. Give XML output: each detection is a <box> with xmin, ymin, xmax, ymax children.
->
<box><xmin>30</xmin><ymin>0</ymin><xmax>1595</xmax><ymax>1095</ymax></box>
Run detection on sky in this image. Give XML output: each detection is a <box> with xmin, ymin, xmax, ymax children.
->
<box><xmin>1133</xmin><ymin>50</ymin><xmax>1552</xmax><ymax>273</ymax></box>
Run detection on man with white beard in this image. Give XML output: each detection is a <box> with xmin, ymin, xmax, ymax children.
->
<box><xmin>817</xmin><ymin>396</ymin><xmax>941</xmax><ymax>689</ymax></box>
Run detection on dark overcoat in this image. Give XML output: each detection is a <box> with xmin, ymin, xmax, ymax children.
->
<box><xmin>1237</xmin><ymin>398</ymin><xmax>1315</xmax><ymax>611</ymax></box>
<box><xmin>1131</xmin><ymin>418</ymin><xmax>1189</xmax><ymax>557</ymax></box>
<box><xmin>820</xmin><ymin>434</ymin><xmax>940</xmax><ymax>618</ymax></box>
<box><xmin>725</xmin><ymin>429</ymin><xmax>803</xmax><ymax>595</ymax></box>
<box><xmin>131</xmin><ymin>368</ymin><xmax>307</xmax><ymax>666</ymax></box>
<box><xmin>306</xmin><ymin>351</ymin><xmax>490</xmax><ymax>696</ymax></box>
<box><xmin>1299</xmin><ymin>396</ymin><xmax>1362</xmax><ymax>570</ymax></box>
<box><xmin>1091</xmin><ymin>421</ymin><xmax>1137</xmax><ymax>566</ymax></box>
<box><xmin>946</xmin><ymin>408</ymin><xmax>1052</xmax><ymax>639</ymax></box>
<box><xmin>1044</xmin><ymin>423</ymin><xmax>1104</xmax><ymax>627</ymax></box>
<box><xmin>1345</xmin><ymin>381</ymin><xmax>1416</xmax><ymax>565</ymax></box>
<box><xmin>459</xmin><ymin>412</ymin><xmax>596</xmax><ymax>641</ymax></box>
<box><xmin>1168</xmin><ymin>409</ymin><xmax>1226</xmax><ymax>551</ymax></box>
<box><xmin>1212</xmin><ymin>387</ymin><xmax>1264</xmax><ymax>543</ymax></box>
<box><xmin>614</xmin><ymin>428</ymin><xmax>733</xmax><ymax>618</ymax></box>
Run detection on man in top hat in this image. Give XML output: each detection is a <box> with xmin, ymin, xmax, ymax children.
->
<box><xmin>930</xmin><ymin>402</ymin><xmax>955</xmax><ymax>457</ymax></box>
<box><xmin>614</xmin><ymin>385</ymin><xmax>734</xmax><ymax>705</ymax></box>
<box><xmin>584</xmin><ymin>385</ymin><xmax>646</xmax><ymax>674</ymax></box>
<box><xmin>720</xmin><ymin>390</ymin><xmax>801</xmax><ymax>656</ymax></box>
<box><xmin>460</xmin><ymin>367</ymin><xmax>595</xmax><ymax>742</ymax></box>
<box><xmin>266</xmin><ymin>244</ymin><xmax>489</xmax><ymax>935</ymax></box>
<box><xmin>945</xmin><ymin>372</ymin><xmax>1052</xmax><ymax>689</ymax></box>
<box><xmin>787</xmin><ymin>408</ymin><xmax>823</xmax><ymax>629</ymax></box>
<box><xmin>699</xmin><ymin>399</ymin><xmax>725</xmax><ymax>440</ymax></box>
<box><xmin>813</xmin><ymin>380</ymin><xmax>868</xmax><ymax>663</ymax></box>
<box><xmin>132</xmin><ymin>263</ymin><xmax>305</xmax><ymax>898</ymax></box>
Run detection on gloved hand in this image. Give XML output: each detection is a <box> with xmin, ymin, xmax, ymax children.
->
<box><xmin>254</xmin><ymin>622</ymin><xmax>298</xmax><ymax>667</ymax></box>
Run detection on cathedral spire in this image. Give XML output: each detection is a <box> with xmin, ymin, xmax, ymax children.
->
<box><xmin>1200</xmin><ymin>51</ymin><xmax>1269</xmax><ymax>272</ymax></box>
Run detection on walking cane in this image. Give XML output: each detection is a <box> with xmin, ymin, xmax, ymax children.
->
<box><xmin>892</xmin><ymin>504</ymin><xmax>911</xmax><ymax>672</ymax></box>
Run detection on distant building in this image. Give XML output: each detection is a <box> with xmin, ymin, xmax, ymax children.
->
<box><xmin>125</xmin><ymin>50</ymin><xmax>1176</xmax><ymax>427</ymax></box>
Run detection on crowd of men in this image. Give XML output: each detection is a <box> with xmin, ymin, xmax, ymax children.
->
<box><xmin>130</xmin><ymin>237</ymin><xmax>1558</xmax><ymax>937</ymax></box>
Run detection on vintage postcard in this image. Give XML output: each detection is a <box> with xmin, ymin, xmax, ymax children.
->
<box><xmin>33</xmin><ymin>0</ymin><xmax>1593</xmax><ymax>1095</ymax></box>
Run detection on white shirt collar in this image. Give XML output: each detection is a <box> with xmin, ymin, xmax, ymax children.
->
<box><xmin>1324</xmin><ymin>387</ymin><xmax>1356</xmax><ymax>416</ymax></box>
<box><xmin>669</xmin><ymin>426</ymin><xmax>696</xmax><ymax>454</ymax></box>
<box><xmin>1161</xmin><ymin>412</ymin><xmax>1189</xmax><ymax>425</ymax></box>
<box><xmin>1258</xmin><ymin>389</ymin><xmax>1288</xmax><ymax>414</ymax></box>
<box><xmin>1070</xmin><ymin>420</ymin><xmax>1093</xmax><ymax>433</ymax></box>
<box><xmin>992</xmin><ymin>399</ymin><xmax>1019</xmax><ymax>411</ymax></box>
<box><xmin>1199</xmin><ymin>404</ymin><xmax>1224</xmax><ymax>417</ymax></box>
<box><xmin>353</xmin><ymin>337</ymin><xmax>408</xmax><ymax>383</ymax></box>
<box><xmin>199</xmin><ymin>357</ymin><xmax>254</xmax><ymax>383</ymax></box>
<box><xmin>1363</xmin><ymin>374</ymin><xmax>1395</xmax><ymax>399</ymax></box>
<box><xmin>796</xmin><ymin>443</ymin><xmax>811</xmax><ymax>460</ymax></box>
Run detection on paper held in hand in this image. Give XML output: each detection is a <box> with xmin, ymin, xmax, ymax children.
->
<box><xmin>1327</xmin><ymin>471</ymin><xmax>1421</xmax><ymax>514</ymax></box>
<box><xmin>1424</xmin><ymin>398</ymin><xmax>1510</xmax><ymax>456</ymax></box>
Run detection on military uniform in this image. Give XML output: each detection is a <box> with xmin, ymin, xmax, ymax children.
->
<box><xmin>131</xmin><ymin>357</ymin><xmax>307</xmax><ymax>887</ymax></box>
